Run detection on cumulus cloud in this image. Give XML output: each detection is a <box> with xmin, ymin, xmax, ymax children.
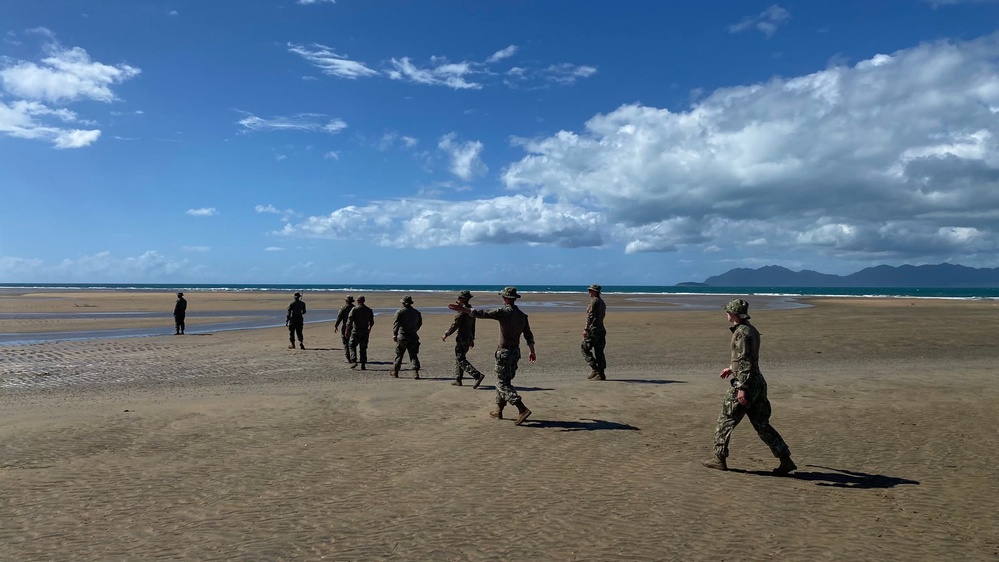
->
<box><xmin>438</xmin><ymin>132</ymin><xmax>487</xmax><ymax>180</ymax></box>
<box><xmin>487</xmin><ymin>45</ymin><xmax>518</xmax><ymax>63</ymax></box>
<box><xmin>236</xmin><ymin>111</ymin><xmax>347</xmax><ymax>134</ymax></box>
<box><xmin>729</xmin><ymin>5</ymin><xmax>791</xmax><ymax>38</ymax></box>
<box><xmin>186</xmin><ymin>207</ymin><xmax>217</xmax><ymax>217</ymax></box>
<box><xmin>275</xmin><ymin>195</ymin><xmax>603</xmax><ymax>249</ymax></box>
<box><xmin>501</xmin><ymin>35</ymin><xmax>999</xmax><ymax>261</ymax></box>
<box><xmin>287</xmin><ymin>43</ymin><xmax>378</xmax><ymax>79</ymax></box>
<box><xmin>0</xmin><ymin>30</ymin><xmax>138</xmax><ymax>148</ymax></box>
<box><xmin>0</xmin><ymin>251</ymin><xmax>190</xmax><ymax>283</ymax></box>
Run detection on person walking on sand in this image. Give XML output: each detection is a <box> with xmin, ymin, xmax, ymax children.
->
<box><xmin>390</xmin><ymin>295</ymin><xmax>423</xmax><ymax>379</ymax></box>
<box><xmin>703</xmin><ymin>299</ymin><xmax>797</xmax><ymax>476</ymax></box>
<box><xmin>173</xmin><ymin>292</ymin><xmax>187</xmax><ymax>335</ymax></box>
<box><xmin>333</xmin><ymin>295</ymin><xmax>355</xmax><ymax>363</ymax></box>
<box><xmin>286</xmin><ymin>292</ymin><xmax>307</xmax><ymax>350</ymax></box>
<box><xmin>345</xmin><ymin>295</ymin><xmax>374</xmax><ymax>370</ymax></box>
<box><xmin>449</xmin><ymin>286</ymin><xmax>536</xmax><ymax>425</ymax></box>
<box><xmin>442</xmin><ymin>290</ymin><xmax>485</xmax><ymax>388</ymax></box>
<box><xmin>581</xmin><ymin>283</ymin><xmax>607</xmax><ymax>380</ymax></box>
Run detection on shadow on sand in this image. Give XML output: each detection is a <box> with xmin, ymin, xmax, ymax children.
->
<box><xmin>730</xmin><ymin>465</ymin><xmax>920</xmax><ymax>488</ymax></box>
<box><xmin>475</xmin><ymin>386</ymin><xmax>553</xmax><ymax>392</ymax></box>
<box><xmin>613</xmin><ymin>378</ymin><xmax>687</xmax><ymax>385</ymax></box>
<box><xmin>523</xmin><ymin>418</ymin><xmax>639</xmax><ymax>432</ymax></box>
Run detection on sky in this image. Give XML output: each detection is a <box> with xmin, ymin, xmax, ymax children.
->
<box><xmin>2</xmin><ymin>1</ymin><xmax>999</xmax><ymax>285</ymax></box>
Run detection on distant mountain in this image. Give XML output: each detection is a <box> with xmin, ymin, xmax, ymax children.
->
<box><xmin>701</xmin><ymin>264</ymin><xmax>999</xmax><ymax>288</ymax></box>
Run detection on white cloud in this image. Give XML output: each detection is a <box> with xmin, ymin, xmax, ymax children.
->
<box><xmin>0</xmin><ymin>251</ymin><xmax>191</xmax><ymax>283</ymax></box>
<box><xmin>287</xmin><ymin>43</ymin><xmax>378</xmax><ymax>79</ymax></box>
<box><xmin>169</xmin><ymin>10</ymin><xmax>179</xmax><ymax>16</ymax></box>
<box><xmin>729</xmin><ymin>5</ymin><xmax>791</xmax><ymax>38</ymax></box>
<box><xmin>186</xmin><ymin>207</ymin><xmax>217</xmax><ymax>217</ymax></box>
<box><xmin>297</xmin><ymin>0</ymin><xmax>335</xmax><ymax>4</ymax></box>
<box><xmin>275</xmin><ymin>195</ymin><xmax>603</xmax><ymax>249</ymax></box>
<box><xmin>500</xmin><ymin>35</ymin><xmax>999</xmax><ymax>261</ymax></box>
<box><xmin>438</xmin><ymin>133</ymin><xmax>487</xmax><ymax>180</ymax></box>
<box><xmin>236</xmin><ymin>111</ymin><xmax>347</xmax><ymax>134</ymax></box>
<box><xmin>541</xmin><ymin>63</ymin><xmax>598</xmax><ymax>85</ymax></box>
<box><xmin>487</xmin><ymin>45</ymin><xmax>518</xmax><ymax>63</ymax></box>
<box><xmin>0</xmin><ymin>99</ymin><xmax>102</xmax><ymax>148</ymax></box>
<box><xmin>182</xmin><ymin>245</ymin><xmax>210</xmax><ymax>252</ymax></box>
<box><xmin>324</xmin><ymin>150</ymin><xmax>339</xmax><ymax>160</ymax></box>
<box><xmin>386</xmin><ymin>57</ymin><xmax>481</xmax><ymax>89</ymax></box>
<box><xmin>263</xmin><ymin>246</ymin><xmax>286</xmax><ymax>252</ymax></box>
<box><xmin>256</xmin><ymin>204</ymin><xmax>296</xmax><ymax>221</ymax></box>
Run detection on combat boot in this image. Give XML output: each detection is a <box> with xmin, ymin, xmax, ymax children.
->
<box><xmin>597</xmin><ymin>369</ymin><xmax>606</xmax><ymax>381</ymax></box>
<box><xmin>299</xmin><ymin>342</ymin><xmax>305</xmax><ymax>350</ymax></box>
<box><xmin>413</xmin><ymin>369</ymin><xmax>420</xmax><ymax>380</ymax></box>
<box><xmin>350</xmin><ymin>362</ymin><xmax>358</xmax><ymax>369</ymax></box>
<box><xmin>388</xmin><ymin>368</ymin><xmax>398</xmax><ymax>378</ymax></box>
<box><xmin>702</xmin><ymin>455</ymin><xmax>728</xmax><ymax>471</ymax></box>
<box><xmin>360</xmin><ymin>363</ymin><xmax>366</xmax><ymax>371</ymax></box>
<box><xmin>587</xmin><ymin>369</ymin><xmax>600</xmax><ymax>380</ymax></box>
<box><xmin>513</xmin><ymin>402</ymin><xmax>532</xmax><ymax>426</ymax></box>
<box><xmin>451</xmin><ymin>378</ymin><xmax>463</xmax><ymax>386</ymax></box>
<box><xmin>288</xmin><ymin>343</ymin><xmax>296</xmax><ymax>349</ymax></box>
<box><xmin>773</xmin><ymin>455</ymin><xmax>798</xmax><ymax>476</ymax></box>
<box><xmin>472</xmin><ymin>373</ymin><xmax>485</xmax><ymax>389</ymax></box>
<box><xmin>490</xmin><ymin>401</ymin><xmax>505</xmax><ymax>419</ymax></box>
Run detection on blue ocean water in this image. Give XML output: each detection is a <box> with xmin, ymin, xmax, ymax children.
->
<box><xmin>1</xmin><ymin>283</ymin><xmax>997</xmax><ymax>299</ymax></box>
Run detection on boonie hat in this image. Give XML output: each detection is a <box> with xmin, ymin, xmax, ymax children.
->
<box><xmin>458</xmin><ymin>290</ymin><xmax>474</xmax><ymax>300</ymax></box>
<box><xmin>498</xmin><ymin>286</ymin><xmax>521</xmax><ymax>299</ymax></box>
<box><xmin>294</xmin><ymin>292</ymin><xmax>302</xmax><ymax>297</ymax></box>
<box><xmin>345</xmin><ymin>295</ymin><xmax>354</xmax><ymax>303</ymax></box>
<box><xmin>177</xmin><ymin>292</ymin><xmax>184</xmax><ymax>297</ymax></box>
<box><xmin>588</xmin><ymin>284</ymin><xmax>601</xmax><ymax>293</ymax></box>
<box><xmin>357</xmin><ymin>295</ymin><xmax>366</xmax><ymax>303</ymax></box>
<box><xmin>723</xmin><ymin>298</ymin><xmax>751</xmax><ymax>319</ymax></box>
<box><xmin>401</xmin><ymin>295</ymin><xmax>414</xmax><ymax>305</ymax></box>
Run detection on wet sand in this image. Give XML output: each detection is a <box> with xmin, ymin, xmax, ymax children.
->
<box><xmin>1</xmin><ymin>291</ymin><xmax>997</xmax><ymax>560</ymax></box>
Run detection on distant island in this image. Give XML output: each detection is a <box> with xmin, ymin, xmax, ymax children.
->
<box><xmin>678</xmin><ymin>264</ymin><xmax>999</xmax><ymax>288</ymax></box>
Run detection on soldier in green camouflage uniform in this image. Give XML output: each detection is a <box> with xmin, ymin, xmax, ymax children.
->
<box><xmin>449</xmin><ymin>286</ymin><xmax>536</xmax><ymax>425</ymax></box>
<box><xmin>286</xmin><ymin>292</ymin><xmax>307</xmax><ymax>349</ymax></box>
<box><xmin>442</xmin><ymin>290</ymin><xmax>485</xmax><ymax>388</ymax></box>
<box><xmin>390</xmin><ymin>295</ymin><xmax>423</xmax><ymax>379</ymax></box>
<box><xmin>703</xmin><ymin>299</ymin><xmax>797</xmax><ymax>476</ymax></box>
<box><xmin>333</xmin><ymin>295</ymin><xmax>355</xmax><ymax>363</ymax></box>
<box><xmin>581</xmin><ymin>283</ymin><xmax>607</xmax><ymax>380</ymax></box>
<box><xmin>345</xmin><ymin>295</ymin><xmax>374</xmax><ymax>370</ymax></box>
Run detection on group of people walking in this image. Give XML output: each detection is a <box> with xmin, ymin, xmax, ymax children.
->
<box><xmin>174</xmin><ymin>286</ymin><xmax>797</xmax><ymax>475</ymax></box>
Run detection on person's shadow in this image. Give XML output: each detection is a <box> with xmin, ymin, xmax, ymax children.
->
<box><xmin>522</xmin><ymin>418</ymin><xmax>639</xmax><ymax>432</ymax></box>
<box><xmin>614</xmin><ymin>379</ymin><xmax>686</xmax><ymax>385</ymax></box>
<box><xmin>730</xmin><ymin>465</ymin><xmax>920</xmax><ymax>488</ymax></box>
<box><xmin>474</xmin><ymin>385</ymin><xmax>553</xmax><ymax>392</ymax></box>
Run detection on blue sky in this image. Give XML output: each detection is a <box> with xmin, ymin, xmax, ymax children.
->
<box><xmin>2</xmin><ymin>1</ymin><xmax>999</xmax><ymax>285</ymax></box>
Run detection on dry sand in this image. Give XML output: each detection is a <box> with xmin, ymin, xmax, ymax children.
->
<box><xmin>1</xmin><ymin>291</ymin><xmax>997</xmax><ymax>561</ymax></box>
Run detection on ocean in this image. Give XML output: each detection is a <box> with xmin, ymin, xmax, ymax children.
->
<box><xmin>1</xmin><ymin>283</ymin><xmax>998</xmax><ymax>299</ymax></box>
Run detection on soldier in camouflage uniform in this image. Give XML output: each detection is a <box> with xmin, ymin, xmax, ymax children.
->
<box><xmin>442</xmin><ymin>290</ymin><xmax>485</xmax><ymax>388</ymax></box>
<box><xmin>703</xmin><ymin>299</ymin><xmax>797</xmax><ymax>476</ymax></box>
<box><xmin>390</xmin><ymin>295</ymin><xmax>423</xmax><ymax>379</ymax></box>
<box><xmin>345</xmin><ymin>295</ymin><xmax>374</xmax><ymax>370</ymax></box>
<box><xmin>581</xmin><ymin>283</ymin><xmax>607</xmax><ymax>380</ymax></box>
<box><xmin>333</xmin><ymin>295</ymin><xmax>355</xmax><ymax>363</ymax></box>
<box><xmin>286</xmin><ymin>292</ymin><xmax>307</xmax><ymax>349</ymax></box>
<box><xmin>449</xmin><ymin>286</ymin><xmax>536</xmax><ymax>425</ymax></box>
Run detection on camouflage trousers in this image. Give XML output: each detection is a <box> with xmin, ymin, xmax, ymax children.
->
<box><xmin>713</xmin><ymin>375</ymin><xmax>791</xmax><ymax>459</ymax></box>
<box><xmin>348</xmin><ymin>331</ymin><xmax>370</xmax><ymax>364</ymax></box>
<box><xmin>393</xmin><ymin>337</ymin><xmax>421</xmax><ymax>372</ymax></box>
<box><xmin>493</xmin><ymin>347</ymin><xmax>522</xmax><ymax>406</ymax></box>
<box><xmin>288</xmin><ymin>321</ymin><xmax>304</xmax><ymax>344</ymax></box>
<box><xmin>453</xmin><ymin>340</ymin><xmax>483</xmax><ymax>381</ymax></box>
<box><xmin>340</xmin><ymin>332</ymin><xmax>351</xmax><ymax>362</ymax></box>
<box><xmin>581</xmin><ymin>328</ymin><xmax>607</xmax><ymax>371</ymax></box>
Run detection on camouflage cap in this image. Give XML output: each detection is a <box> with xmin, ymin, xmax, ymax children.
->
<box><xmin>723</xmin><ymin>298</ymin><xmax>751</xmax><ymax>318</ymax></box>
<box><xmin>344</xmin><ymin>295</ymin><xmax>354</xmax><ymax>303</ymax></box>
<box><xmin>588</xmin><ymin>284</ymin><xmax>601</xmax><ymax>293</ymax></box>
<box><xmin>401</xmin><ymin>295</ymin><xmax>414</xmax><ymax>305</ymax></box>
<box><xmin>458</xmin><ymin>289</ymin><xmax>474</xmax><ymax>300</ymax></box>
<box><xmin>498</xmin><ymin>286</ymin><xmax>521</xmax><ymax>299</ymax></box>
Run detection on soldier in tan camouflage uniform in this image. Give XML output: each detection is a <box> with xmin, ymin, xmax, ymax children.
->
<box><xmin>390</xmin><ymin>295</ymin><xmax>423</xmax><ymax>379</ymax></box>
<box><xmin>345</xmin><ymin>295</ymin><xmax>374</xmax><ymax>370</ymax></box>
<box><xmin>442</xmin><ymin>290</ymin><xmax>485</xmax><ymax>388</ymax></box>
<box><xmin>581</xmin><ymin>283</ymin><xmax>607</xmax><ymax>380</ymax></box>
<box><xmin>449</xmin><ymin>286</ymin><xmax>536</xmax><ymax>425</ymax></box>
<box><xmin>333</xmin><ymin>295</ymin><xmax>355</xmax><ymax>363</ymax></box>
<box><xmin>703</xmin><ymin>299</ymin><xmax>797</xmax><ymax>476</ymax></box>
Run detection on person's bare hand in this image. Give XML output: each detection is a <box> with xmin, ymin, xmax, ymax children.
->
<box><xmin>720</xmin><ymin>367</ymin><xmax>733</xmax><ymax>379</ymax></box>
<box><xmin>469</xmin><ymin>342</ymin><xmax>474</xmax><ymax>349</ymax></box>
<box><xmin>441</xmin><ymin>334</ymin><xmax>447</xmax><ymax>342</ymax></box>
<box><xmin>736</xmin><ymin>389</ymin><xmax>748</xmax><ymax>406</ymax></box>
<box><xmin>447</xmin><ymin>303</ymin><xmax>467</xmax><ymax>312</ymax></box>
<box><xmin>529</xmin><ymin>351</ymin><xmax>537</xmax><ymax>364</ymax></box>
<box><xmin>334</xmin><ymin>326</ymin><xmax>339</xmax><ymax>333</ymax></box>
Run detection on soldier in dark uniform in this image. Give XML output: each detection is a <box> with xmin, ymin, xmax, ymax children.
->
<box><xmin>449</xmin><ymin>286</ymin><xmax>536</xmax><ymax>425</ymax></box>
<box><xmin>286</xmin><ymin>292</ymin><xmax>307</xmax><ymax>350</ymax></box>
<box><xmin>390</xmin><ymin>295</ymin><xmax>423</xmax><ymax>379</ymax></box>
<box><xmin>173</xmin><ymin>292</ymin><xmax>187</xmax><ymax>335</ymax></box>
<box><xmin>333</xmin><ymin>295</ymin><xmax>355</xmax><ymax>363</ymax></box>
<box><xmin>581</xmin><ymin>283</ymin><xmax>607</xmax><ymax>380</ymax></box>
<box><xmin>703</xmin><ymin>299</ymin><xmax>797</xmax><ymax>476</ymax></box>
<box><xmin>345</xmin><ymin>295</ymin><xmax>374</xmax><ymax>370</ymax></box>
<box><xmin>442</xmin><ymin>290</ymin><xmax>485</xmax><ymax>388</ymax></box>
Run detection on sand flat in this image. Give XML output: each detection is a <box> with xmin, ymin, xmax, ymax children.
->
<box><xmin>1</xmin><ymin>291</ymin><xmax>997</xmax><ymax>560</ymax></box>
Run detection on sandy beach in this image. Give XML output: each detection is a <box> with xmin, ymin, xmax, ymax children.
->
<box><xmin>1</xmin><ymin>290</ymin><xmax>997</xmax><ymax>561</ymax></box>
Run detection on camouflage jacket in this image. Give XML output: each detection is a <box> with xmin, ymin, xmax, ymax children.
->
<box><xmin>393</xmin><ymin>306</ymin><xmax>423</xmax><ymax>340</ymax></box>
<box><xmin>473</xmin><ymin>304</ymin><xmax>535</xmax><ymax>349</ymax></box>
<box><xmin>584</xmin><ymin>295</ymin><xmax>606</xmax><ymax>333</ymax></box>
<box><xmin>346</xmin><ymin>304</ymin><xmax>374</xmax><ymax>335</ymax></box>
<box><xmin>444</xmin><ymin>312</ymin><xmax>476</xmax><ymax>343</ymax></box>
<box><xmin>334</xmin><ymin>303</ymin><xmax>354</xmax><ymax>331</ymax></box>
<box><xmin>729</xmin><ymin>321</ymin><xmax>762</xmax><ymax>391</ymax></box>
<box><xmin>287</xmin><ymin>300</ymin><xmax>307</xmax><ymax>323</ymax></box>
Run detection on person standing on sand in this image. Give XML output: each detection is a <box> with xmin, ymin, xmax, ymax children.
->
<box><xmin>442</xmin><ymin>290</ymin><xmax>485</xmax><ymax>388</ymax></box>
<box><xmin>581</xmin><ymin>283</ymin><xmax>607</xmax><ymax>380</ymax></box>
<box><xmin>173</xmin><ymin>292</ymin><xmax>187</xmax><ymax>335</ymax></box>
<box><xmin>333</xmin><ymin>295</ymin><xmax>355</xmax><ymax>363</ymax></box>
<box><xmin>449</xmin><ymin>286</ymin><xmax>536</xmax><ymax>425</ymax></box>
<box><xmin>703</xmin><ymin>299</ymin><xmax>797</xmax><ymax>476</ymax></box>
<box><xmin>390</xmin><ymin>295</ymin><xmax>423</xmax><ymax>379</ymax></box>
<box><xmin>286</xmin><ymin>292</ymin><xmax>307</xmax><ymax>350</ymax></box>
<box><xmin>345</xmin><ymin>295</ymin><xmax>374</xmax><ymax>370</ymax></box>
